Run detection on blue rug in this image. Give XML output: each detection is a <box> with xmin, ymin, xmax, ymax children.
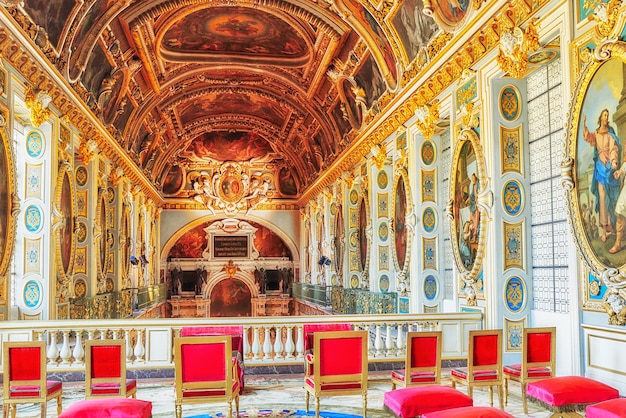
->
<box><xmin>189</xmin><ymin>410</ymin><xmax>361</xmax><ymax>417</ymax></box>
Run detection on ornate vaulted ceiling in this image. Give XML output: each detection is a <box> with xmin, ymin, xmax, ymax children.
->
<box><xmin>8</xmin><ymin>0</ymin><xmax>445</xmax><ymax>208</ymax></box>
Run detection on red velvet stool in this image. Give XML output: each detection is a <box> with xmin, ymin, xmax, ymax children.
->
<box><xmin>525</xmin><ymin>376</ymin><xmax>619</xmax><ymax>417</ymax></box>
<box><xmin>59</xmin><ymin>398</ymin><xmax>152</xmax><ymax>418</ymax></box>
<box><xmin>383</xmin><ymin>385</ymin><xmax>473</xmax><ymax>417</ymax></box>
<box><xmin>422</xmin><ymin>406</ymin><xmax>515</xmax><ymax>417</ymax></box>
<box><xmin>586</xmin><ymin>398</ymin><xmax>626</xmax><ymax>418</ymax></box>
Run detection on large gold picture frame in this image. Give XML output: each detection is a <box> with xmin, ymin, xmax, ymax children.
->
<box><xmin>563</xmin><ymin>40</ymin><xmax>626</xmax><ymax>324</ymax></box>
<box><xmin>449</xmin><ymin>128</ymin><xmax>489</xmax><ymax>301</ymax></box>
<box><xmin>0</xmin><ymin>109</ymin><xmax>17</xmax><ymax>296</ymax></box>
<box><xmin>54</xmin><ymin>163</ymin><xmax>76</xmax><ymax>288</ymax></box>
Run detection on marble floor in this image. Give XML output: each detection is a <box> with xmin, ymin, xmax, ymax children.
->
<box><xmin>8</xmin><ymin>372</ymin><xmax>557</xmax><ymax>417</ymax></box>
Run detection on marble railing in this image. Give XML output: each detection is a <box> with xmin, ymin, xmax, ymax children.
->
<box><xmin>0</xmin><ymin>312</ymin><xmax>482</xmax><ymax>372</ymax></box>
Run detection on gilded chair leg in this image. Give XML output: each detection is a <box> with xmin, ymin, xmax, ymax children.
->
<box><xmin>451</xmin><ymin>380</ymin><xmax>456</xmax><ymax>389</ymax></box>
<box><xmin>57</xmin><ymin>394</ymin><xmax>63</xmax><ymax>415</ymax></box>
<box><xmin>522</xmin><ymin>383</ymin><xmax>528</xmax><ymax>415</ymax></box>
<box><xmin>175</xmin><ymin>403</ymin><xmax>182</xmax><ymax>418</ymax></box>
<box><xmin>504</xmin><ymin>377</ymin><xmax>508</xmax><ymax>405</ymax></box>
<box><xmin>2</xmin><ymin>404</ymin><xmax>7</xmax><ymax>418</ymax></box>
<box><xmin>10</xmin><ymin>406</ymin><xmax>15</xmax><ymax>418</ymax></box>
<box><xmin>488</xmin><ymin>386</ymin><xmax>493</xmax><ymax>407</ymax></box>
<box><xmin>305</xmin><ymin>391</ymin><xmax>310</xmax><ymax>412</ymax></box>
<box><xmin>498</xmin><ymin>385</ymin><xmax>504</xmax><ymax>410</ymax></box>
<box><xmin>41</xmin><ymin>402</ymin><xmax>46</xmax><ymax>417</ymax></box>
<box><xmin>235</xmin><ymin>394</ymin><xmax>240</xmax><ymax>416</ymax></box>
<box><xmin>228</xmin><ymin>401</ymin><xmax>233</xmax><ymax>418</ymax></box>
<box><xmin>363</xmin><ymin>392</ymin><xmax>368</xmax><ymax>418</ymax></box>
<box><xmin>315</xmin><ymin>396</ymin><xmax>321</xmax><ymax>418</ymax></box>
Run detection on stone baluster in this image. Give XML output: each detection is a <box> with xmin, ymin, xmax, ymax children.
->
<box><xmin>60</xmin><ymin>330</ymin><xmax>72</xmax><ymax>364</ymax></box>
<box><xmin>396</xmin><ymin>324</ymin><xmax>405</xmax><ymax>357</ymax></box>
<box><xmin>385</xmin><ymin>324</ymin><xmax>393</xmax><ymax>357</ymax></box>
<box><xmin>100</xmin><ymin>329</ymin><xmax>107</xmax><ymax>339</ymax></box>
<box><xmin>374</xmin><ymin>324</ymin><xmax>383</xmax><ymax>356</ymax></box>
<box><xmin>73</xmin><ymin>330</ymin><xmax>84</xmax><ymax>364</ymax></box>
<box><xmin>252</xmin><ymin>327</ymin><xmax>261</xmax><ymax>360</ymax></box>
<box><xmin>273</xmin><ymin>327</ymin><xmax>284</xmax><ymax>360</ymax></box>
<box><xmin>125</xmin><ymin>330</ymin><xmax>133</xmax><ymax>361</ymax></box>
<box><xmin>295</xmin><ymin>325</ymin><xmax>304</xmax><ymax>358</ymax></box>
<box><xmin>263</xmin><ymin>327</ymin><xmax>272</xmax><ymax>359</ymax></box>
<box><xmin>134</xmin><ymin>329</ymin><xmax>145</xmax><ymax>362</ymax></box>
<box><xmin>284</xmin><ymin>325</ymin><xmax>295</xmax><ymax>358</ymax></box>
<box><xmin>243</xmin><ymin>327</ymin><xmax>251</xmax><ymax>360</ymax></box>
<box><xmin>47</xmin><ymin>331</ymin><xmax>59</xmax><ymax>364</ymax></box>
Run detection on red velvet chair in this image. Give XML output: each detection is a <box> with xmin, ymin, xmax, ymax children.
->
<box><xmin>85</xmin><ymin>339</ymin><xmax>137</xmax><ymax>399</ymax></box>
<box><xmin>304</xmin><ymin>330</ymin><xmax>368</xmax><ymax>418</ymax></box>
<box><xmin>174</xmin><ymin>335</ymin><xmax>241</xmax><ymax>418</ymax></box>
<box><xmin>2</xmin><ymin>341</ymin><xmax>63</xmax><ymax>418</ymax></box>
<box><xmin>180</xmin><ymin>325</ymin><xmax>245</xmax><ymax>390</ymax></box>
<box><xmin>451</xmin><ymin>329</ymin><xmax>503</xmax><ymax>409</ymax></box>
<box><xmin>391</xmin><ymin>331</ymin><xmax>442</xmax><ymax>389</ymax></box>
<box><xmin>503</xmin><ymin>326</ymin><xmax>555</xmax><ymax>414</ymax></box>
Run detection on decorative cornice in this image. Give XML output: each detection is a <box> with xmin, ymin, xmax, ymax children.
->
<box><xmin>0</xmin><ymin>11</ymin><xmax>164</xmax><ymax>205</ymax></box>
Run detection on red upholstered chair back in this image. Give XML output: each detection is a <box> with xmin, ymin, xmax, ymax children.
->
<box><xmin>468</xmin><ymin>329</ymin><xmax>502</xmax><ymax>377</ymax></box>
<box><xmin>89</xmin><ymin>345</ymin><xmax>123</xmax><ymax>378</ymax></box>
<box><xmin>523</xmin><ymin>327</ymin><xmax>556</xmax><ymax>375</ymax></box>
<box><xmin>174</xmin><ymin>335</ymin><xmax>237</xmax><ymax>400</ymax></box>
<box><xmin>180</xmin><ymin>341</ymin><xmax>227</xmax><ymax>382</ymax></box>
<box><xmin>311</xmin><ymin>330</ymin><xmax>368</xmax><ymax>388</ymax></box>
<box><xmin>85</xmin><ymin>339</ymin><xmax>131</xmax><ymax>398</ymax></box>
<box><xmin>3</xmin><ymin>341</ymin><xmax>47</xmax><ymax>402</ymax></box>
<box><xmin>408</xmin><ymin>331</ymin><xmax>441</xmax><ymax>369</ymax></box>
<box><xmin>303</xmin><ymin>323</ymin><xmax>352</xmax><ymax>353</ymax></box>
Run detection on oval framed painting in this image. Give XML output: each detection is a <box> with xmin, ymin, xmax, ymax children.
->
<box><xmin>96</xmin><ymin>189</ymin><xmax>108</xmax><ymax>278</ymax></box>
<box><xmin>450</xmin><ymin>129</ymin><xmax>488</xmax><ymax>284</ymax></box>
<box><xmin>392</xmin><ymin>169</ymin><xmax>413</xmax><ymax>281</ymax></box>
<box><xmin>499</xmin><ymin>85</ymin><xmax>522</xmax><ymax>122</ymax></box>
<box><xmin>502</xmin><ymin>179</ymin><xmax>524</xmax><ymax>216</ymax></box>
<box><xmin>357</xmin><ymin>193</ymin><xmax>369</xmax><ymax>273</ymax></box>
<box><xmin>333</xmin><ymin>206</ymin><xmax>344</xmax><ymax>279</ymax></box>
<box><xmin>565</xmin><ymin>46</ymin><xmax>626</xmax><ymax>284</ymax></box>
<box><xmin>55</xmin><ymin>163</ymin><xmax>76</xmax><ymax>282</ymax></box>
<box><xmin>0</xmin><ymin>111</ymin><xmax>17</xmax><ymax>280</ymax></box>
<box><xmin>121</xmin><ymin>203</ymin><xmax>132</xmax><ymax>281</ymax></box>
<box><xmin>424</xmin><ymin>0</ymin><xmax>475</xmax><ymax>33</ymax></box>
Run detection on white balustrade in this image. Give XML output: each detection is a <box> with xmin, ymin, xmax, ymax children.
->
<box><xmin>0</xmin><ymin>313</ymin><xmax>482</xmax><ymax>372</ymax></box>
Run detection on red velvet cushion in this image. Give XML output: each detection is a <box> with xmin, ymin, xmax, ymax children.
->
<box><xmin>391</xmin><ymin>369</ymin><xmax>437</xmax><ymax>383</ymax></box>
<box><xmin>319</xmin><ymin>336</ymin><xmax>362</xmax><ymax>376</ymax></box>
<box><xmin>383</xmin><ymin>386</ymin><xmax>473</xmax><ymax>417</ymax></box>
<box><xmin>502</xmin><ymin>364</ymin><xmax>552</xmax><ymax>378</ymax></box>
<box><xmin>451</xmin><ymin>367</ymin><xmax>499</xmax><ymax>381</ymax></box>
<box><xmin>8</xmin><ymin>380</ymin><xmax>62</xmax><ymax>398</ymax></box>
<box><xmin>181</xmin><ymin>343</ymin><xmax>226</xmax><ymax>382</ymax></box>
<box><xmin>586</xmin><ymin>398</ymin><xmax>626</xmax><ymax>418</ymax></box>
<box><xmin>472</xmin><ymin>335</ymin><xmax>498</xmax><ymax>366</ymax></box>
<box><xmin>305</xmin><ymin>377</ymin><xmax>362</xmax><ymax>391</ymax></box>
<box><xmin>91</xmin><ymin>346</ymin><xmax>122</xmax><ymax>378</ymax></box>
<box><xmin>526</xmin><ymin>376</ymin><xmax>619</xmax><ymax>407</ymax></box>
<box><xmin>410</xmin><ymin>336</ymin><xmax>437</xmax><ymax>367</ymax></box>
<box><xmin>90</xmin><ymin>379</ymin><xmax>136</xmax><ymax>395</ymax></box>
<box><xmin>422</xmin><ymin>406</ymin><xmax>515</xmax><ymax>418</ymax></box>
<box><xmin>9</xmin><ymin>347</ymin><xmax>42</xmax><ymax>381</ymax></box>
<box><xmin>59</xmin><ymin>398</ymin><xmax>152</xmax><ymax>418</ymax></box>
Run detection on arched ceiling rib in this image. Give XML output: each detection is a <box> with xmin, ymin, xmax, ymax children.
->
<box><xmin>13</xmin><ymin>0</ymin><xmax>446</xmax><ymax>207</ymax></box>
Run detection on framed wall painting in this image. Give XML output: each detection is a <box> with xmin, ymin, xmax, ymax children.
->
<box><xmin>0</xmin><ymin>109</ymin><xmax>17</xmax><ymax>288</ymax></box>
<box><xmin>421</xmin><ymin>169</ymin><xmax>436</xmax><ymax>202</ymax></box>
<box><xmin>392</xmin><ymin>168</ymin><xmax>414</xmax><ymax>294</ymax></box>
<box><xmin>500</xmin><ymin>125</ymin><xmax>523</xmax><ymax>174</ymax></box>
<box><xmin>423</xmin><ymin>0</ymin><xmax>475</xmax><ymax>33</ymax></box>
<box><xmin>504</xmin><ymin>317</ymin><xmax>526</xmax><ymax>352</ymax></box>
<box><xmin>503</xmin><ymin>220</ymin><xmax>525</xmax><ymax>271</ymax></box>
<box><xmin>563</xmin><ymin>42</ymin><xmax>626</xmax><ymax>324</ymax></box>
<box><xmin>377</xmin><ymin>192</ymin><xmax>388</xmax><ymax>217</ymax></box>
<box><xmin>450</xmin><ymin>129</ymin><xmax>488</xmax><ymax>292</ymax></box>
<box><xmin>358</xmin><ymin>193</ymin><xmax>370</xmax><ymax>272</ymax></box>
<box><xmin>333</xmin><ymin>207</ymin><xmax>345</xmax><ymax>280</ymax></box>
<box><xmin>54</xmin><ymin>163</ymin><xmax>76</xmax><ymax>288</ymax></box>
<box><xmin>423</xmin><ymin>237</ymin><xmax>437</xmax><ymax>271</ymax></box>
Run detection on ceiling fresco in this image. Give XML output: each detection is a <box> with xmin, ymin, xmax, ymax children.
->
<box><xmin>14</xmin><ymin>0</ymin><xmax>443</xmax><ymax>209</ymax></box>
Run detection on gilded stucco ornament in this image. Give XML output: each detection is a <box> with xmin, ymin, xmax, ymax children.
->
<box><xmin>496</xmin><ymin>18</ymin><xmax>540</xmax><ymax>79</ymax></box>
<box><xmin>24</xmin><ymin>87</ymin><xmax>52</xmax><ymax>128</ymax></box>
<box><xmin>415</xmin><ymin>101</ymin><xmax>440</xmax><ymax>139</ymax></box>
<box><xmin>588</xmin><ymin>0</ymin><xmax>622</xmax><ymax>40</ymax></box>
